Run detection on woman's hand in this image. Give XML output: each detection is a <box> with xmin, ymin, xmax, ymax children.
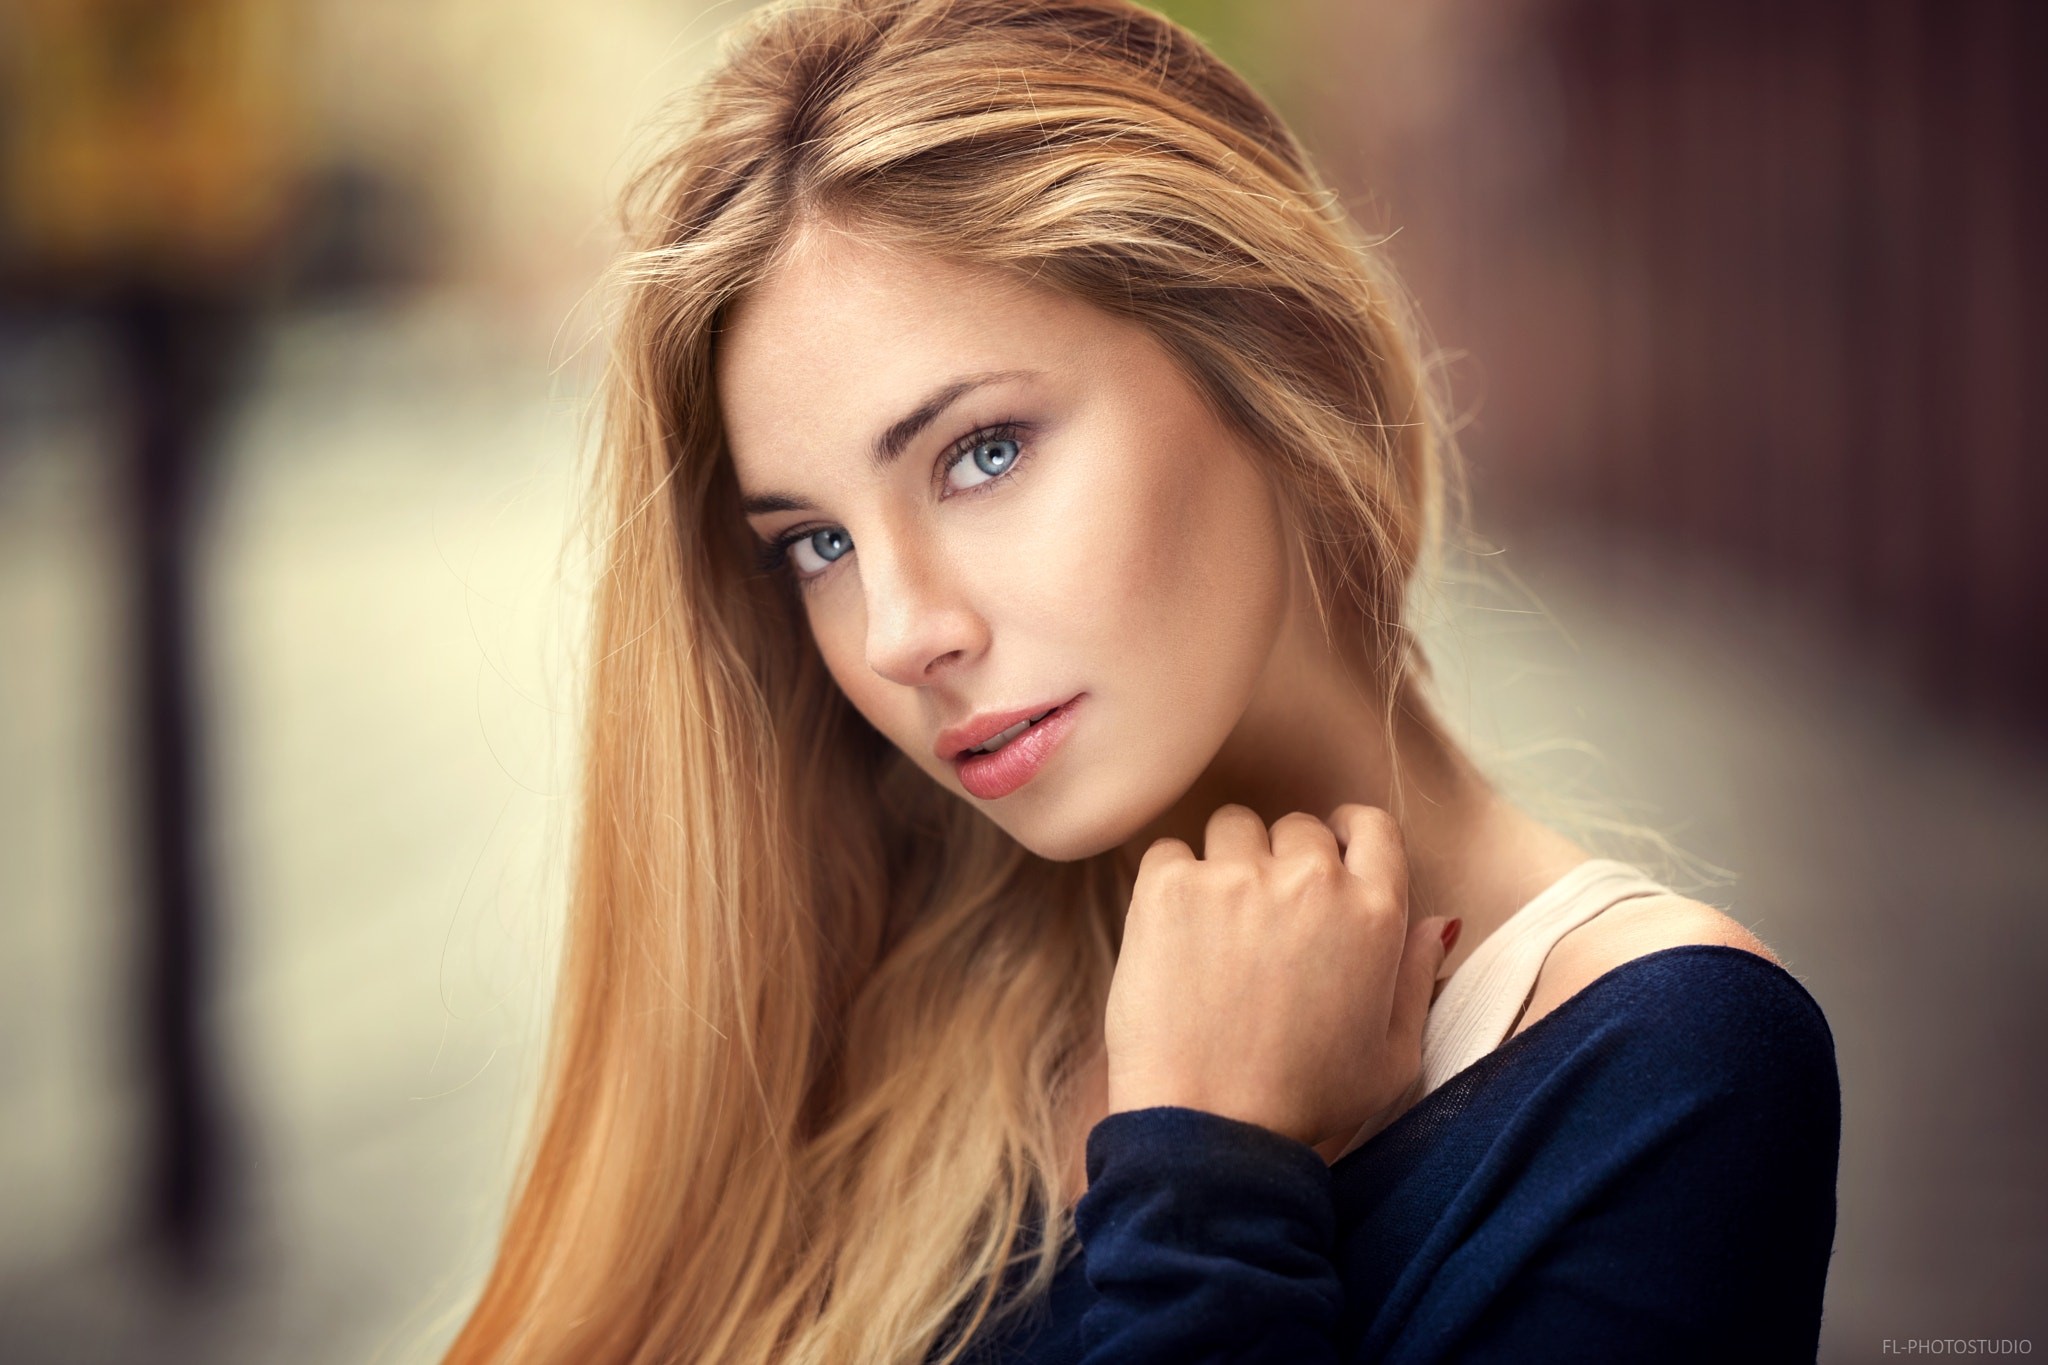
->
<box><xmin>1103</xmin><ymin>803</ymin><xmax>1450</xmax><ymax>1150</ymax></box>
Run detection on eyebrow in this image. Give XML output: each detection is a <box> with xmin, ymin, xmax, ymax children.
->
<box><xmin>738</xmin><ymin>369</ymin><xmax>1038</xmax><ymax>517</ymax></box>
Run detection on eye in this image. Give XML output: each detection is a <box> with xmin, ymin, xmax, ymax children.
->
<box><xmin>785</xmin><ymin>526</ymin><xmax>853</xmax><ymax>577</ymax></box>
<box><xmin>943</xmin><ymin>431</ymin><xmax>1023</xmax><ymax>493</ymax></box>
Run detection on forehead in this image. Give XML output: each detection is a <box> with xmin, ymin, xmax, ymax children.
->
<box><xmin>714</xmin><ymin>227</ymin><xmax>1132</xmax><ymax>484</ymax></box>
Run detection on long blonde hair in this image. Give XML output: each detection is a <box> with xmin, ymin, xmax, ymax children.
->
<box><xmin>445</xmin><ymin>1</ymin><xmax>1464</xmax><ymax>1360</ymax></box>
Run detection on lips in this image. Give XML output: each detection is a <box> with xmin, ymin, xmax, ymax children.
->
<box><xmin>950</xmin><ymin>695</ymin><xmax>1083</xmax><ymax>801</ymax></box>
<box><xmin>962</xmin><ymin>706</ymin><xmax>1058</xmax><ymax>756</ymax></box>
<box><xmin>935</xmin><ymin>694</ymin><xmax>1082</xmax><ymax>764</ymax></box>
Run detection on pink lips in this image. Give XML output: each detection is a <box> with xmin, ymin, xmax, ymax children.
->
<box><xmin>951</xmin><ymin>695</ymin><xmax>1083</xmax><ymax>800</ymax></box>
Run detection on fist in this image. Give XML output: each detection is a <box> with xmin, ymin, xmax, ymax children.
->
<box><xmin>1102</xmin><ymin>803</ymin><xmax>1450</xmax><ymax>1150</ymax></box>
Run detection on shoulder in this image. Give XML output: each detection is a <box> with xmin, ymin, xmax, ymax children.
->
<box><xmin>1509</xmin><ymin>900</ymin><xmax>1838</xmax><ymax>1134</ymax></box>
<box><xmin>1513</xmin><ymin>893</ymin><xmax>1783</xmax><ymax>1039</ymax></box>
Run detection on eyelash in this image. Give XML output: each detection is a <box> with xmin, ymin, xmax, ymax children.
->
<box><xmin>754</xmin><ymin>420</ymin><xmax>1033</xmax><ymax>590</ymax></box>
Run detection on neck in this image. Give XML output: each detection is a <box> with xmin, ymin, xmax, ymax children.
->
<box><xmin>1113</xmin><ymin>590</ymin><xmax>1589</xmax><ymax>944</ymax></box>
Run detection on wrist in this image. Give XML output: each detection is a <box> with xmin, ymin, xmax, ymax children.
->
<box><xmin>1105</xmin><ymin>1083</ymin><xmax>1314</xmax><ymax>1147</ymax></box>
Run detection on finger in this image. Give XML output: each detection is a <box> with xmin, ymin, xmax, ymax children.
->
<box><xmin>1323</xmin><ymin>803</ymin><xmax>1406</xmax><ymax>888</ymax></box>
<box><xmin>1388</xmin><ymin>915</ymin><xmax>1451</xmax><ymax>1057</ymax></box>
<box><xmin>1136</xmin><ymin>835</ymin><xmax>1195</xmax><ymax>877</ymax></box>
<box><xmin>1201</xmin><ymin>803</ymin><xmax>1270</xmax><ymax>862</ymax></box>
<box><xmin>1268</xmin><ymin>810</ymin><xmax>1341</xmax><ymax>865</ymax></box>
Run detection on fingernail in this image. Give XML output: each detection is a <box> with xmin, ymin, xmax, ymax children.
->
<box><xmin>1440</xmin><ymin>918</ymin><xmax>1463</xmax><ymax>953</ymax></box>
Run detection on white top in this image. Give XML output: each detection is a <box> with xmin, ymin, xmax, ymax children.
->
<box><xmin>1333</xmin><ymin>857</ymin><xmax>1676</xmax><ymax>1160</ymax></box>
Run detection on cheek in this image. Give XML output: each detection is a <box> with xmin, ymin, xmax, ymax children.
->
<box><xmin>1051</xmin><ymin>430</ymin><xmax>1286</xmax><ymax>696</ymax></box>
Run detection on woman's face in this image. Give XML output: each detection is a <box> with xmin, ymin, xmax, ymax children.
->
<box><xmin>717</xmin><ymin>226</ymin><xmax>1294</xmax><ymax>862</ymax></box>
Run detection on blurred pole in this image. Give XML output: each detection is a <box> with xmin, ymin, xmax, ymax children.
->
<box><xmin>112</xmin><ymin>283</ymin><xmax>249</xmax><ymax>1271</ymax></box>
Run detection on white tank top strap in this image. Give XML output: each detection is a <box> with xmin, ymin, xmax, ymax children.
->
<box><xmin>1415</xmin><ymin>857</ymin><xmax>1673</xmax><ymax>1095</ymax></box>
<box><xmin>1332</xmin><ymin>857</ymin><xmax>1674</xmax><ymax>1161</ymax></box>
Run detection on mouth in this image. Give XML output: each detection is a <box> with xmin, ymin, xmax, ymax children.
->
<box><xmin>937</xmin><ymin>693</ymin><xmax>1082</xmax><ymax>764</ymax></box>
<box><xmin>947</xmin><ymin>694</ymin><xmax>1085</xmax><ymax>801</ymax></box>
<box><xmin>960</xmin><ymin>706</ymin><xmax>1060</xmax><ymax>757</ymax></box>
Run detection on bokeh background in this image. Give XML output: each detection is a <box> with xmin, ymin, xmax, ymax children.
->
<box><xmin>2</xmin><ymin>2</ymin><xmax>2042</xmax><ymax>1361</ymax></box>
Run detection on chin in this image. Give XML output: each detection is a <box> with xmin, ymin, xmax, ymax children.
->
<box><xmin>983</xmin><ymin>781</ymin><xmax>1166</xmax><ymax>865</ymax></box>
<box><xmin>998</xmin><ymin>820</ymin><xmax>1103</xmax><ymax>864</ymax></box>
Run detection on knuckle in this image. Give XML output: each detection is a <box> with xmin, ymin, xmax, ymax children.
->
<box><xmin>1149</xmin><ymin>862</ymin><xmax>1192</xmax><ymax>896</ymax></box>
<box><xmin>1276</xmin><ymin>850</ymin><xmax>1340</xmax><ymax>896</ymax></box>
<box><xmin>1347</xmin><ymin>877</ymin><xmax>1403</xmax><ymax>920</ymax></box>
<box><xmin>1213</xmin><ymin>861</ymin><xmax>1258</xmax><ymax>896</ymax></box>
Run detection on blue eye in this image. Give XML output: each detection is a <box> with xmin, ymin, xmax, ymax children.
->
<box><xmin>946</xmin><ymin>434</ymin><xmax>1021</xmax><ymax>492</ymax></box>
<box><xmin>786</xmin><ymin>526</ymin><xmax>852</xmax><ymax>576</ymax></box>
<box><xmin>755</xmin><ymin>524</ymin><xmax>849</xmax><ymax>586</ymax></box>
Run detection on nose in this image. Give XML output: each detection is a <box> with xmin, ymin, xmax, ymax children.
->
<box><xmin>859</xmin><ymin>533</ymin><xmax>988</xmax><ymax>685</ymax></box>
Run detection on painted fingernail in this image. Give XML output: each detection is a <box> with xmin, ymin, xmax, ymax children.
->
<box><xmin>1440</xmin><ymin>918</ymin><xmax>1463</xmax><ymax>953</ymax></box>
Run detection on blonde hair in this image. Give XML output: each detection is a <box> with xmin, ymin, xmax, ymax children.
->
<box><xmin>445</xmin><ymin>1</ymin><xmax>1468</xmax><ymax>1360</ymax></box>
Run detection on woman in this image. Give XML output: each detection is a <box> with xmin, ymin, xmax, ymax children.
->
<box><xmin>445</xmin><ymin>1</ymin><xmax>1840</xmax><ymax>1361</ymax></box>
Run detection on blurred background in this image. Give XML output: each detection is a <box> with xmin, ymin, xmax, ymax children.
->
<box><xmin>0</xmin><ymin>1</ymin><xmax>2040</xmax><ymax>1361</ymax></box>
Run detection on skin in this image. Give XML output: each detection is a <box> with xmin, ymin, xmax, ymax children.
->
<box><xmin>717</xmin><ymin>222</ymin><xmax>1776</xmax><ymax>1201</ymax></box>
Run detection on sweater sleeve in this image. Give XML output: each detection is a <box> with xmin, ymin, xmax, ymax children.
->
<box><xmin>1432</xmin><ymin>949</ymin><xmax>1842</xmax><ymax>1365</ymax></box>
<box><xmin>1073</xmin><ymin>1105</ymin><xmax>1347</xmax><ymax>1363</ymax></box>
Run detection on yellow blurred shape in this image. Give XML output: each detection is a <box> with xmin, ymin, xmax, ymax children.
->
<box><xmin>2</xmin><ymin>0</ymin><xmax>303</xmax><ymax>276</ymax></box>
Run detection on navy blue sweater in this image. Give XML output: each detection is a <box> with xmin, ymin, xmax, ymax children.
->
<box><xmin>956</xmin><ymin>944</ymin><xmax>1840</xmax><ymax>1363</ymax></box>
